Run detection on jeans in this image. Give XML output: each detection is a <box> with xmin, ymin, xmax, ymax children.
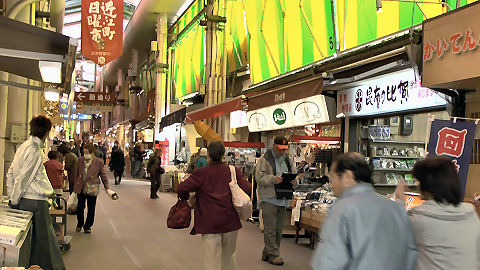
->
<box><xmin>132</xmin><ymin>160</ymin><xmax>142</xmax><ymax>178</ymax></box>
<box><xmin>261</xmin><ymin>201</ymin><xmax>286</xmax><ymax>258</ymax></box>
<box><xmin>77</xmin><ymin>193</ymin><xmax>98</xmax><ymax>230</ymax></box>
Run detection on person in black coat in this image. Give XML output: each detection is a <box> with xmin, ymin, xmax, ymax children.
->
<box><xmin>109</xmin><ymin>141</ymin><xmax>125</xmax><ymax>185</ymax></box>
<box><xmin>147</xmin><ymin>148</ymin><xmax>165</xmax><ymax>199</ymax></box>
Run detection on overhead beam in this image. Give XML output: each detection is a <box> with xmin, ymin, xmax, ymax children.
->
<box><xmin>0</xmin><ymin>79</ymin><xmax>44</xmax><ymax>91</ymax></box>
<box><xmin>0</xmin><ymin>48</ymin><xmax>65</xmax><ymax>62</ymax></box>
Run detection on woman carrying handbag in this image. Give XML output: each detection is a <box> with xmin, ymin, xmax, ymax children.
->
<box><xmin>177</xmin><ymin>141</ymin><xmax>252</xmax><ymax>270</ymax></box>
<box><xmin>74</xmin><ymin>143</ymin><xmax>113</xmax><ymax>233</ymax></box>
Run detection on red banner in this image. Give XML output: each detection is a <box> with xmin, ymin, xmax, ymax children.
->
<box><xmin>81</xmin><ymin>0</ymin><xmax>123</xmax><ymax>66</ymax></box>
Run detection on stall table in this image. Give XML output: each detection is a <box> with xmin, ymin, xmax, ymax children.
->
<box><xmin>295</xmin><ymin>209</ymin><xmax>326</xmax><ymax>249</ymax></box>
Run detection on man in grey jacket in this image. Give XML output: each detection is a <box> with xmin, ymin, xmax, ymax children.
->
<box><xmin>255</xmin><ymin>136</ymin><xmax>296</xmax><ymax>266</ymax></box>
<box><xmin>311</xmin><ymin>153</ymin><xmax>417</xmax><ymax>270</ymax></box>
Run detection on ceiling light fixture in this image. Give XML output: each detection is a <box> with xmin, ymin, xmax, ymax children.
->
<box><xmin>44</xmin><ymin>88</ymin><xmax>60</xmax><ymax>102</ymax></box>
<box><xmin>39</xmin><ymin>61</ymin><xmax>62</xmax><ymax>83</ymax></box>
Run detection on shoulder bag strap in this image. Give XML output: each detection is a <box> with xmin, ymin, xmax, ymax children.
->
<box><xmin>229</xmin><ymin>165</ymin><xmax>237</xmax><ymax>185</ymax></box>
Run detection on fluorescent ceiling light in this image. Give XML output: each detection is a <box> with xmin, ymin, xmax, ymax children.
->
<box><xmin>44</xmin><ymin>88</ymin><xmax>60</xmax><ymax>102</ymax></box>
<box><xmin>39</xmin><ymin>61</ymin><xmax>62</xmax><ymax>83</ymax></box>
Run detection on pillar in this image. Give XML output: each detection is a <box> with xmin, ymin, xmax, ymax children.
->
<box><xmin>0</xmin><ymin>71</ymin><xmax>8</xmax><ymax>195</ymax></box>
<box><xmin>154</xmin><ymin>13</ymin><xmax>168</xmax><ymax>141</ymax></box>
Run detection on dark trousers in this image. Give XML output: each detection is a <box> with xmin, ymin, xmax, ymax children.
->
<box><xmin>19</xmin><ymin>198</ymin><xmax>65</xmax><ymax>270</ymax></box>
<box><xmin>114</xmin><ymin>170</ymin><xmax>123</xmax><ymax>184</ymax></box>
<box><xmin>261</xmin><ymin>201</ymin><xmax>286</xmax><ymax>257</ymax></box>
<box><xmin>150</xmin><ymin>174</ymin><xmax>161</xmax><ymax>197</ymax></box>
<box><xmin>77</xmin><ymin>192</ymin><xmax>98</xmax><ymax>230</ymax></box>
<box><xmin>68</xmin><ymin>174</ymin><xmax>75</xmax><ymax>194</ymax></box>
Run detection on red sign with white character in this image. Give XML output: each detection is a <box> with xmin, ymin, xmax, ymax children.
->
<box><xmin>81</xmin><ymin>0</ymin><xmax>123</xmax><ymax>66</ymax></box>
<box><xmin>435</xmin><ymin>127</ymin><xmax>467</xmax><ymax>158</ymax></box>
<box><xmin>74</xmin><ymin>92</ymin><xmax>115</xmax><ymax>104</ymax></box>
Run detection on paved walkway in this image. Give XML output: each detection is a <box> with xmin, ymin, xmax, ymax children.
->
<box><xmin>62</xmin><ymin>173</ymin><xmax>314</xmax><ymax>270</ymax></box>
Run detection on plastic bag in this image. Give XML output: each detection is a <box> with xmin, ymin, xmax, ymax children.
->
<box><xmin>67</xmin><ymin>193</ymin><xmax>78</xmax><ymax>211</ymax></box>
<box><xmin>229</xmin><ymin>165</ymin><xmax>252</xmax><ymax>220</ymax></box>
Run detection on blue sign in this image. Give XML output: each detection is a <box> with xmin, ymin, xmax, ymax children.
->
<box><xmin>427</xmin><ymin>119</ymin><xmax>477</xmax><ymax>199</ymax></box>
<box><xmin>59</xmin><ymin>113</ymin><xmax>92</xmax><ymax>121</ymax></box>
<box><xmin>59</xmin><ymin>101</ymin><xmax>77</xmax><ymax>112</ymax></box>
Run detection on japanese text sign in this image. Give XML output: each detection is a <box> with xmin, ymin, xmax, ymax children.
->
<box><xmin>337</xmin><ymin>69</ymin><xmax>446</xmax><ymax>118</ymax></box>
<box><xmin>74</xmin><ymin>91</ymin><xmax>115</xmax><ymax>104</ymax></box>
<box><xmin>423</xmin><ymin>2</ymin><xmax>480</xmax><ymax>88</ymax></box>
<box><xmin>81</xmin><ymin>0</ymin><xmax>123</xmax><ymax>66</ymax></box>
<box><xmin>59</xmin><ymin>113</ymin><xmax>93</xmax><ymax>121</ymax></box>
<box><xmin>427</xmin><ymin>119</ymin><xmax>477</xmax><ymax>200</ymax></box>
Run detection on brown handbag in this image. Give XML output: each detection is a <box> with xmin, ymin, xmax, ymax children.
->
<box><xmin>167</xmin><ymin>198</ymin><xmax>191</xmax><ymax>229</ymax></box>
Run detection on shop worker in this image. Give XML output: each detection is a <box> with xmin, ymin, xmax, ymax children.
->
<box><xmin>6</xmin><ymin>116</ymin><xmax>66</xmax><ymax>270</ymax></box>
<box><xmin>311</xmin><ymin>153</ymin><xmax>417</xmax><ymax>270</ymax></box>
<box><xmin>196</xmin><ymin>148</ymin><xmax>208</xmax><ymax>169</ymax></box>
<box><xmin>255</xmin><ymin>136</ymin><xmax>296</xmax><ymax>266</ymax></box>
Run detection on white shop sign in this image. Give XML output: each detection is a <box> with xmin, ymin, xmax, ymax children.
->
<box><xmin>247</xmin><ymin>94</ymin><xmax>330</xmax><ymax>132</ymax></box>
<box><xmin>230</xmin><ymin>110</ymin><xmax>248</xmax><ymax>129</ymax></box>
<box><xmin>337</xmin><ymin>69</ymin><xmax>447</xmax><ymax>118</ymax></box>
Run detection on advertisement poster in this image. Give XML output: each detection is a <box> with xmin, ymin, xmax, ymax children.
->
<box><xmin>427</xmin><ymin>119</ymin><xmax>477</xmax><ymax>199</ymax></box>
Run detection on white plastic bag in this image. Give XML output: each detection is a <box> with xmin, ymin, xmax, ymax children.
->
<box><xmin>229</xmin><ymin>165</ymin><xmax>252</xmax><ymax>220</ymax></box>
<box><xmin>67</xmin><ymin>193</ymin><xmax>78</xmax><ymax>211</ymax></box>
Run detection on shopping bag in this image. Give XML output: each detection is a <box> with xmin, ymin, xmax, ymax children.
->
<box><xmin>67</xmin><ymin>193</ymin><xmax>78</xmax><ymax>211</ymax></box>
<box><xmin>229</xmin><ymin>165</ymin><xmax>252</xmax><ymax>220</ymax></box>
<box><xmin>167</xmin><ymin>198</ymin><xmax>191</xmax><ymax>229</ymax></box>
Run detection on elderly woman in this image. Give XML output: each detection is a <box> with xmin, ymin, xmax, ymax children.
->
<box><xmin>147</xmin><ymin>148</ymin><xmax>165</xmax><ymax>199</ymax></box>
<box><xmin>397</xmin><ymin>156</ymin><xmax>480</xmax><ymax>270</ymax></box>
<box><xmin>74</xmin><ymin>143</ymin><xmax>112</xmax><ymax>233</ymax></box>
<box><xmin>177</xmin><ymin>141</ymin><xmax>252</xmax><ymax>270</ymax></box>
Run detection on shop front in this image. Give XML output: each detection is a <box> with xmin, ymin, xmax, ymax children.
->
<box><xmin>337</xmin><ymin>68</ymin><xmax>448</xmax><ymax>194</ymax></box>
<box><xmin>422</xmin><ymin>1</ymin><xmax>480</xmax><ymax>202</ymax></box>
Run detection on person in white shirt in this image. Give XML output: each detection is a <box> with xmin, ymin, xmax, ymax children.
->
<box><xmin>6</xmin><ymin>116</ymin><xmax>65</xmax><ymax>270</ymax></box>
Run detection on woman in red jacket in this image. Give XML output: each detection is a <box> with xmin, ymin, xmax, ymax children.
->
<box><xmin>44</xmin><ymin>151</ymin><xmax>64</xmax><ymax>208</ymax></box>
<box><xmin>177</xmin><ymin>141</ymin><xmax>252</xmax><ymax>270</ymax></box>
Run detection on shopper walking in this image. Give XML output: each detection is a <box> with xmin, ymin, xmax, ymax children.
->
<box><xmin>186</xmin><ymin>150</ymin><xmax>200</xmax><ymax>174</ymax></box>
<box><xmin>255</xmin><ymin>136</ymin><xmax>296</xmax><ymax>266</ymax></box>
<box><xmin>396</xmin><ymin>157</ymin><xmax>480</xmax><ymax>270</ymax></box>
<box><xmin>109</xmin><ymin>141</ymin><xmax>125</xmax><ymax>185</ymax></box>
<box><xmin>58</xmin><ymin>143</ymin><xmax>78</xmax><ymax>195</ymax></box>
<box><xmin>147</xmin><ymin>148</ymin><xmax>165</xmax><ymax>199</ymax></box>
<box><xmin>99</xmin><ymin>142</ymin><xmax>108</xmax><ymax>165</ymax></box>
<box><xmin>177</xmin><ymin>141</ymin><xmax>252</xmax><ymax>270</ymax></box>
<box><xmin>6</xmin><ymin>116</ymin><xmax>65</xmax><ymax>270</ymax></box>
<box><xmin>196</xmin><ymin>148</ymin><xmax>208</xmax><ymax>169</ymax></box>
<box><xmin>44</xmin><ymin>151</ymin><xmax>64</xmax><ymax>208</ymax></box>
<box><xmin>69</xmin><ymin>139</ymin><xmax>81</xmax><ymax>157</ymax></box>
<box><xmin>311</xmin><ymin>153</ymin><xmax>417</xmax><ymax>270</ymax></box>
<box><xmin>74</xmin><ymin>143</ymin><xmax>112</xmax><ymax>233</ymax></box>
<box><xmin>132</xmin><ymin>142</ymin><xmax>145</xmax><ymax>178</ymax></box>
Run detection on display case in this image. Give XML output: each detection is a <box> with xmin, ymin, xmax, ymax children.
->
<box><xmin>0</xmin><ymin>204</ymin><xmax>33</xmax><ymax>268</ymax></box>
<box><xmin>362</xmin><ymin>138</ymin><xmax>424</xmax><ymax>188</ymax></box>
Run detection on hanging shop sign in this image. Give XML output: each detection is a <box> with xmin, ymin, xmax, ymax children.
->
<box><xmin>59</xmin><ymin>113</ymin><xmax>93</xmax><ymax>121</ymax></box>
<box><xmin>337</xmin><ymin>69</ymin><xmax>447</xmax><ymax>118</ymax></box>
<box><xmin>81</xmin><ymin>0</ymin><xmax>123</xmax><ymax>66</ymax></box>
<box><xmin>426</xmin><ymin>119</ymin><xmax>477</xmax><ymax>200</ymax></box>
<box><xmin>247</xmin><ymin>94</ymin><xmax>330</xmax><ymax>132</ymax></box>
<box><xmin>160</xmin><ymin>107</ymin><xmax>186</xmax><ymax>130</ymax></box>
<box><xmin>74</xmin><ymin>92</ymin><xmax>115</xmax><ymax>104</ymax></box>
<box><xmin>422</xmin><ymin>2</ymin><xmax>480</xmax><ymax>89</ymax></box>
<box><xmin>76</xmin><ymin>104</ymin><xmax>113</xmax><ymax>113</ymax></box>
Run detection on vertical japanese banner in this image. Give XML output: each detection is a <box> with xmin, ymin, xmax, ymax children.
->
<box><xmin>426</xmin><ymin>119</ymin><xmax>477</xmax><ymax>199</ymax></box>
<box><xmin>81</xmin><ymin>0</ymin><xmax>123</xmax><ymax>66</ymax></box>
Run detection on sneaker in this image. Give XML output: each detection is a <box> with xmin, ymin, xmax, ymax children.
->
<box><xmin>268</xmin><ymin>257</ymin><xmax>284</xmax><ymax>266</ymax></box>
<box><xmin>84</xmin><ymin>229</ymin><xmax>92</xmax><ymax>234</ymax></box>
<box><xmin>75</xmin><ymin>227</ymin><xmax>82</xmax><ymax>232</ymax></box>
<box><xmin>150</xmin><ymin>196</ymin><xmax>158</xmax><ymax>199</ymax></box>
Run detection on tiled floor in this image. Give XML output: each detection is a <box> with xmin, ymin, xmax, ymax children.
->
<box><xmin>62</xmin><ymin>173</ymin><xmax>314</xmax><ymax>270</ymax></box>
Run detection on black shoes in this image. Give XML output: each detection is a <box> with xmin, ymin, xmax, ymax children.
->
<box><xmin>150</xmin><ymin>195</ymin><xmax>159</xmax><ymax>199</ymax></box>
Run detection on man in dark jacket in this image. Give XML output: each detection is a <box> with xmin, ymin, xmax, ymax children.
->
<box><xmin>58</xmin><ymin>143</ymin><xmax>78</xmax><ymax>195</ymax></box>
<box><xmin>147</xmin><ymin>148</ymin><xmax>165</xmax><ymax>199</ymax></box>
<box><xmin>109</xmin><ymin>141</ymin><xmax>125</xmax><ymax>185</ymax></box>
<box><xmin>132</xmin><ymin>143</ymin><xmax>146</xmax><ymax>178</ymax></box>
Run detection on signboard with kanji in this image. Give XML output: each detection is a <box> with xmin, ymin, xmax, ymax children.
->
<box><xmin>74</xmin><ymin>92</ymin><xmax>115</xmax><ymax>104</ymax></box>
<box><xmin>427</xmin><ymin>119</ymin><xmax>477</xmax><ymax>200</ymax></box>
<box><xmin>422</xmin><ymin>2</ymin><xmax>480</xmax><ymax>89</ymax></box>
<box><xmin>81</xmin><ymin>0</ymin><xmax>123</xmax><ymax>66</ymax></box>
<box><xmin>337</xmin><ymin>69</ymin><xmax>447</xmax><ymax>118</ymax></box>
<box><xmin>59</xmin><ymin>113</ymin><xmax>93</xmax><ymax>121</ymax></box>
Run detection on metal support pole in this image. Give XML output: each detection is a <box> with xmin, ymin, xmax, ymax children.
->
<box><xmin>154</xmin><ymin>13</ymin><xmax>168</xmax><ymax>141</ymax></box>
